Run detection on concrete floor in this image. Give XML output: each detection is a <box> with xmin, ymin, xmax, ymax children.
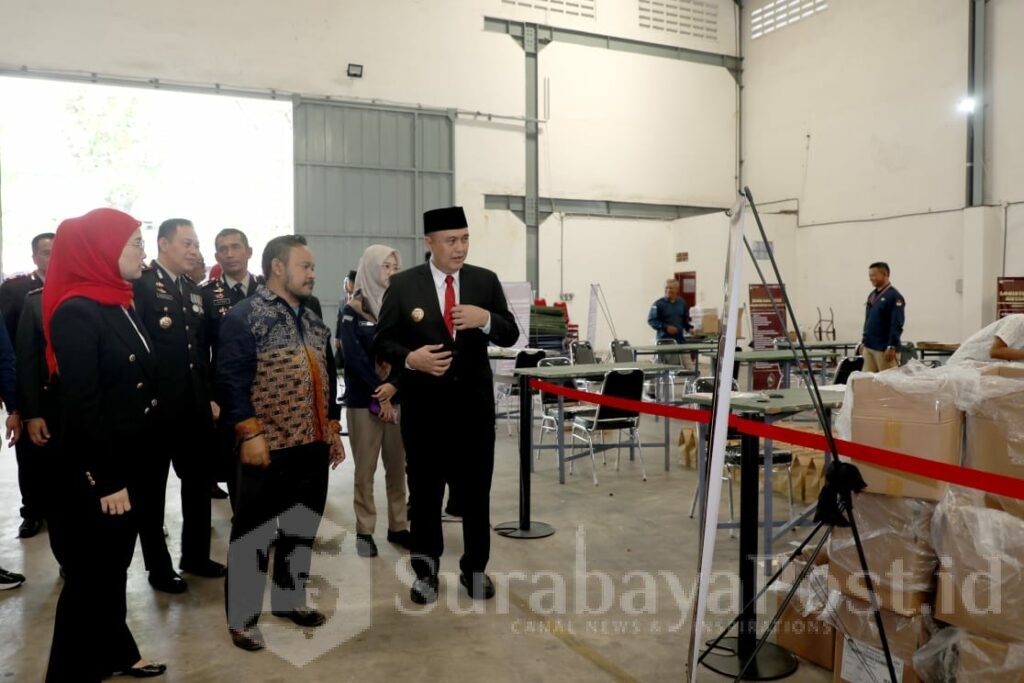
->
<box><xmin>0</xmin><ymin>415</ymin><xmax>833</xmax><ymax>682</ymax></box>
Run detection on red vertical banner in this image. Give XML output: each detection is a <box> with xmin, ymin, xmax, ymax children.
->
<box><xmin>997</xmin><ymin>278</ymin><xmax>1024</xmax><ymax>318</ymax></box>
<box><xmin>749</xmin><ymin>284</ymin><xmax>786</xmax><ymax>390</ymax></box>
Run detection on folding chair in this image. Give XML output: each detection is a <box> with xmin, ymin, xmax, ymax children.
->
<box><xmin>609</xmin><ymin>339</ymin><xmax>635</xmax><ymax>363</ymax></box>
<box><xmin>536</xmin><ymin>357</ymin><xmax>597</xmax><ymax>465</ymax></box>
<box><xmin>570</xmin><ymin>339</ymin><xmax>597</xmax><ymax>365</ymax></box>
<box><xmin>569</xmin><ymin>368</ymin><xmax>647</xmax><ymax>485</ymax></box>
<box><xmin>496</xmin><ymin>349</ymin><xmax>546</xmax><ymax>436</ymax></box>
<box><xmin>656</xmin><ymin>338</ymin><xmax>700</xmax><ymax>401</ymax></box>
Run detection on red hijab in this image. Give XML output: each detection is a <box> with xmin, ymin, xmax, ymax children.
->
<box><xmin>42</xmin><ymin>208</ymin><xmax>141</xmax><ymax>375</ymax></box>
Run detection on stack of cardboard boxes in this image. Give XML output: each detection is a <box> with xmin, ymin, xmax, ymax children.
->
<box><xmin>814</xmin><ymin>364</ymin><xmax>1024</xmax><ymax>681</ymax></box>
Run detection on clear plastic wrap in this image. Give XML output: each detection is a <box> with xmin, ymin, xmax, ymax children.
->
<box><xmin>822</xmin><ymin>589</ymin><xmax>928</xmax><ymax>665</ymax></box>
<box><xmin>956</xmin><ymin>363</ymin><xmax>1024</xmax><ymax>470</ymax></box>
<box><xmin>931</xmin><ymin>486</ymin><xmax>1024</xmax><ymax>643</ymax></box>
<box><xmin>828</xmin><ymin>492</ymin><xmax>938</xmax><ymax>615</ymax></box>
<box><xmin>768</xmin><ymin>553</ymin><xmax>831</xmax><ymax>618</ymax></box>
<box><xmin>913</xmin><ymin>627</ymin><xmax>1024</xmax><ymax>683</ymax></box>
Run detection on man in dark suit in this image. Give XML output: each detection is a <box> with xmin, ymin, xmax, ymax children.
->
<box><xmin>202</xmin><ymin>228</ymin><xmax>263</xmax><ymax>503</ymax></box>
<box><xmin>15</xmin><ymin>289</ymin><xmax>58</xmax><ymax>545</ymax></box>
<box><xmin>375</xmin><ymin>206</ymin><xmax>518</xmax><ymax>605</ymax></box>
<box><xmin>1</xmin><ymin>232</ymin><xmax>53</xmax><ymax>538</ymax></box>
<box><xmin>133</xmin><ymin>218</ymin><xmax>224</xmax><ymax>594</ymax></box>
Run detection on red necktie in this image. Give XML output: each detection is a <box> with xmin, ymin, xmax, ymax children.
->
<box><xmin>443</xmin><ymin>274</ymin><xmax>455</xmax><ymax>335</ymax></box>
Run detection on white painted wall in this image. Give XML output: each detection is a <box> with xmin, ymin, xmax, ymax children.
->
<box><xmin>0</xmin><ymin>0</ymin><xmax>740</xmax><ymax>292</ymax></box>
<box><xmin>737</xmin><ymin>0</ymin><xmax>1024</xmax><ymax>345</ymax></box>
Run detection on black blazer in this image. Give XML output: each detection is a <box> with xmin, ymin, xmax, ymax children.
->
<box><xmin>0</xmin><ymin>270</ymin><xmax>43</xmax><ymax>341</ymax></box>
<box><xmin>15</xmin><ymin>289</ymin><xmax>53</xmax><ymax>421</ymax></box>
<box><xmin>50</xmin><ymin>297</ymin><xmax>159</xmax><ymax>497</ymax></box>
<box><xmin>374</xmin><ymin>263</ymin><xmax>518</xmax><ymax>409</ymax></box>
<box><xmin>132</xmin><ymin>262</ymin><xmax>213</xmax><ymax>428</ymax></box>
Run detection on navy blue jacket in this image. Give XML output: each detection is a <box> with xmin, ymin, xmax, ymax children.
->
<box><xmin>862</xmin><ymin>284</ymin><xmax>906</xmax><ymax>351</ymax></box>
<box><xmin>338</xmin><ymin>304</ymin><xmax>400</xmax><ymax>409</ymax></box>
<box><xmin>647</xmin><ymin>297</ymin><xmax>691</xmax><ymax>343</ymax></box>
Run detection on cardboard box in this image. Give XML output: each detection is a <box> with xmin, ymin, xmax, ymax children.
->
<box><xmin>828</xmin><ymin>493</ymin><xmax>937</xmax><ymax>617</ymax></box>
<box><xmin>774</xmin><ymin>550</ymin><xmax>835</xmax><ymax>671</ymax></box>
<box><xmin>965</xmin><ymin>364</ymin><xmax>1024</xmax><ymax>479</ymax></box>
<box><xmin>956</xmin><ymin>632</ymin><xmax>1024</xmax><ymax>682</ymax></box>
<box><xmin>830</xmin><ymin>594</ymin><xmax>928</xmax><ymax>683</ymax></box>
<box><xmin>848</xmin><ymin>375</ymin><xmax>963</xmax><ymax>501</ymax></box>
<box><xmin>932</xmin><ymin>488</ymin><xmax>1024</xmax><ymax>643</ymax></box>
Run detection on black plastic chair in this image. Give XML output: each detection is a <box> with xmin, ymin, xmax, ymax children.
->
<box><xmin>831</xmin><ymin>356</ymin><xmax>864</xmax><ymax>385</ymax></box>
<box><xmin>498</xmin><ymin>349</ymin><xmax>546</xmax><ymax>435</ymax></box>
<box><xmin>570</xmin><ymin>339</ymin><xmax>597</xmax><ymax>365</ymax></box>
<box><xmin>570</xmin><ymin>368</ymin><xmax>646</xmax><ymax>485</ymax></box>
<box><xmin>609</xmin><ymin>339</ymin><xmax>635</xmax><ymax>363</ymax></box>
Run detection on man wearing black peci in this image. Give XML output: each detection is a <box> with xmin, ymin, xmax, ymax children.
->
<box><xmin>133</xmin><ymin>218</ymin><xmax>224</xmax><ymax>594</ymax></box>
<box><xmin>374</xmin><ymin>206</ymin><xmax>518</xmax><ymax>605</ymax></box>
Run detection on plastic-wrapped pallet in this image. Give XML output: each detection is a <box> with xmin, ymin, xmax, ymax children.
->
<box><xmin>931</xmin><ymin>487</ymin><xmax>1024</xmax><ymax>643</ymax></box>
<box><xmin>829</xmin><ymin>492</ymin><xmax>938</xmax><ymax>616</ymax></box>
<box><xmin>913</xmin><ymin>627</ymin><xmax>1024</xmax><ymax>683</ymax></box>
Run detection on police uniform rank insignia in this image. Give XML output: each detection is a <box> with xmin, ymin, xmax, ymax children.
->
<box><xmin>411</xmin><ymin>307</ymin><xmax>424</xmax><ymax>322</ymax></box>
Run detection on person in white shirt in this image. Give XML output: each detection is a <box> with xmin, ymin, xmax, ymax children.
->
<box><xmin>948</xmin><ymin>314</ymin><xmax>1024</xmax><ymax>363</ymax></box>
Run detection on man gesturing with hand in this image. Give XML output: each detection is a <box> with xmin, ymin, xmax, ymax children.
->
<box><xmin>375</xmin><ymin>206</ymin><xmax>518</xmax><ymax>606</ymax></box>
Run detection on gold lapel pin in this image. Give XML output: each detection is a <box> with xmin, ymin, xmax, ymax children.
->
<box><xmin>159</xmin><ymin>316</ymin><xmax>173</xmax><ymax>329</ymax></box>
<box><xmin>411</xmin><ymin>307</ymin><xmax>424</xmax><ymax>322</ymax></box>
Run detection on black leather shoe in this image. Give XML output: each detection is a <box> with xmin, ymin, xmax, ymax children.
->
<box><xmin>18</xmin><ymin>518</ymin><xmax>43</xmax><ymax>538</ymax></box>
<box><xmin>272</xmin><ymin>608</ymin><xmax>326</xmax><ymax>627</ymax></box>
<box><xmin>148</xmin><ymin>571</ymin><xmax>188</xmax><ymax>594</ymax></box>
<box><xmin>355</xmin><ymin>534</ymin><xmax>378</xmax><ymax>558</ymax></box>
<box><xmin>410</xmin><ymin>575</ymin><xmax>439</xmax><ymax>605</ymax></box>
<box><xmin>459</xmin><ymin>572</ymin><xmax>496</xmax><ymax>600</ymax></box>
<box><xmin>179</xmin><ymin>558</ymin><xmax>226</xmax><ymax>578</ymax></box>
<box><xmin>109</xmin><ymin>662</ymin><xmax>167</xmax><ymax>678</ymax></box>
<box><xmin>386</xmin><ymin>529</ymin><xmax>412</xmax><ymax>550</ymax></box>
<box><xmin>210</xmin><ymin>484</ymin><xmax>229</xmax><ymax>500</ymax></box>
<box><xmin>229</xmin><ymin>626</ymin><xmax>265</xmax><ymax>651</ymax></box>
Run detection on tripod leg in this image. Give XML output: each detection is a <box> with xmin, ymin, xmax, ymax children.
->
<box><xmin>732</xmin><ymin>527</ymin><xmax>831</xmax><ymax>682</ymax></box>
<box><xmin>846</xmin><ymin>494</ymin><xmax>900</xmax><ymax>683</ymax></box>
<box><xmin>699</xmin><ymin>521</ymin><xmax>829</xmax><ymax>665</ymax></box>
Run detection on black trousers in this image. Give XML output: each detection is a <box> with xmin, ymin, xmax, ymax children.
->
<box><xmin>46</xmin><ymin>480</ymin><xmax>141</xmax><ymax>682</ymax></box>
<box><xmin>133</xmin><ymin>452</ymin><xmax>213</xmax><ymax>574</ymax></box>
<box><xmin>225</xmin><ymin>442</ymin><xmax>329</xmax><ymax>630</ymax></box>
<box><xmin>402</xmin><ymin>394</ymin><xmax>495</xmax><ymax>580</ymax></box>
<box><xmin>15</xmin><ymin>438</ymin><xmax>47</xmax><ymax>521</ymax></box>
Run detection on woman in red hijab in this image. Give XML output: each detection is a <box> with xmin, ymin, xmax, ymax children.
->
<box><xmin>43</xmin><ymin>208</ymin><xmax>167</xmax><ymax>681</ymax></box>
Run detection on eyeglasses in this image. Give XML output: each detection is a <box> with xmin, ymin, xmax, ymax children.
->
<box><xmin>127</xmin><ymin>239</ymin><xmax>145</xmax><ymax>250</ymax></box>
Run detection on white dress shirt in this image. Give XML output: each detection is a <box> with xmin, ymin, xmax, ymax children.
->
<box><xmin>428</xmin><ymin>259</ymin><xmax>491</xmax><ymax>336</ymax></box>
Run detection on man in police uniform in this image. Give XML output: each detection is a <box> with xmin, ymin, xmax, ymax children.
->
<box><xmin>375</xmin><ymin>206</ymin><xmax>518</xmax><ymax>605</ymax></box>
<box><xmin>647</xmin><ymin>278</ymin><xmax>691</xmax><ymax>343</ymax></box>
<box><xmin>1</xmin><ymin>232</ymin><xmax>53</xmax><ymax>538</ymax></box>
<box><xmin>203</xmin><ymin>228</ymin><xmax>263</xmax><ymax>504</ymax></box>
<box><xmin>133</xmin><ymin>218</ymin><xmax>224</xmax><ymax>594</ymax></box>
<box><xmin>860</xmin><ymin>261</ymin><xmax>906</xmax><ymax>372</ymax></box>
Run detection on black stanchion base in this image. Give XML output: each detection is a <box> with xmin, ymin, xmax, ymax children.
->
<box><xmin>702</xmin><ymin>639</ymin><xmax>798</xmax><ymax>681</ymax></box>
<box><xmin>494</xmin><ymin>521</ymin><xmax>555</xmax><ymax>539</ymax></box>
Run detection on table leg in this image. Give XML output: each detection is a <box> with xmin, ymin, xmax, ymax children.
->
<box><xmin>495</xmin><ymin>374</ymin><xmax>554</xmax><ymax>539</ymax></box>
<box><xmin>557</xmin><ymin>394</ymin><xmax>566</xmax><ymax>485</ymax></box>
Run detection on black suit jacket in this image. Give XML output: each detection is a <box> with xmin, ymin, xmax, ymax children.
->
<box><xmin>0</xmin><ymin>271</ymin><xmax>43</xmax><ymax>341</ymax></box>
<box><xmin>132</xmin><ymin>262</ymin><xmax>214</xmax><ymax>440</ymax></box>
<box><xmin>201</xmin><ymin>273</ymin><xmax>262</xmax><ymax>369</ymax></box>
<box><xmin>15</xmin><ymin>289</ymin><xmax>52</xmax><ymax>421</ymax></box>
<box><xmin>374</xmin><ymin>263</ymin><xmax>518</xmax><ymax>411</ymax></box>
<box><xmin>50</xmin><ymin>298</ymin><xmax>159</xmax><ymax>497</ymax></box>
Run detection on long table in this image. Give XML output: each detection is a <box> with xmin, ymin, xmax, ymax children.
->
<box><xmin>708</xmin><ymin>349</ymin><xmax>837</xmax><ymax>388</ymax></box>
<box><xmin>494</xmin><ymin>362</ymin><xmax>677</xmax><ymax>539</ymax></box>
<box><xmin>685</xmin><ymin>388</ymin><xmax>845</xmax><ymax>569</ymax></box>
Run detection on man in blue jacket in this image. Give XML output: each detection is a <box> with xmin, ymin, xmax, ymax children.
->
<box><xmin>860</xmin><ymin>262</ymin><xmax>905</xmax><ymax>372</ymax></box>
<box><xmin>648</xmin><ymin>279</ymin><xmax>691</xmax><ymax>343</ymax></box>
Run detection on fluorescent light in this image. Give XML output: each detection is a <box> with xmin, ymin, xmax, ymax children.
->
<box><xmin>957</xmin><ymin>97</ymin><xmax>976</xmax><ymax>113</ymax></box>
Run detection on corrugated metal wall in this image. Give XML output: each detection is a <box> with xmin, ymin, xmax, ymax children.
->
<box><xmin>293</xmin><ymin>98</ymin><xmax>454</xmax><ymax>331</ymax></box>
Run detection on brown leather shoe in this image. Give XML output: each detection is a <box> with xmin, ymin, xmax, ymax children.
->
<box><xmin>272</xmin><ymin>608</ymin><xmax>327</xmax><ymax>627</ymax></box>
<box><xmin>229</xmin><ymin>626</ymin><xmax>265</xmax><ymax>651</ymax></box>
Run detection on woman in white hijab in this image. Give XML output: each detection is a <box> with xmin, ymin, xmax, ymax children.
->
<box><xmin>339</xmin><ymin>245</ymin><xmax>410</xmax><ymax>557</ymax></box>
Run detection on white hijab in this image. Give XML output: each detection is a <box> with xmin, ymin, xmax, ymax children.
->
<box><xmin>353</xmin><ymin>244</ymin><xmax>401</xmax><ymax>320</ymax></box>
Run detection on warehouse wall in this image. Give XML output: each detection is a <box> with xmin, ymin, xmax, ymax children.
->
<box><xmin>739</xmin><ymin>0</ymin><xmax>998</xmax><ymax>344</ymax></box>
<box><xmin>0</xmin><ymin>0</ymin><xmax>740</xmax><ymax>292</ymax></box>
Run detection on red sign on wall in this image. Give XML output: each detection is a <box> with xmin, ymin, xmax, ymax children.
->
<box><xmin>749</xmin><ymin>284</ymin><xmax>787</xmax><ymax>390</ymax></box>
<box><xmin>997</xmin><ymin>277</ymin><xmax>1024</xmax><ymax>319</ymax></box>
